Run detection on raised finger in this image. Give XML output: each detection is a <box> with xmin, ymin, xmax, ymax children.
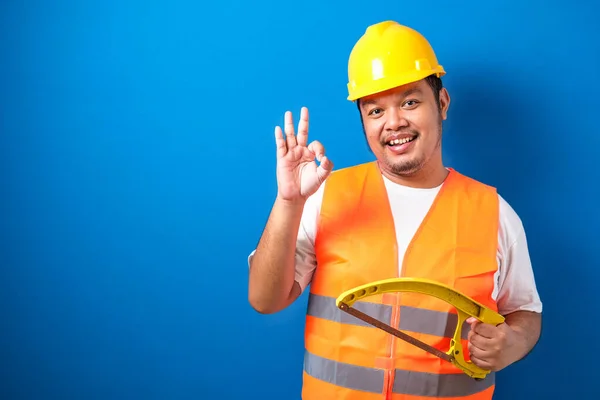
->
<box><xmin>275</xmin><ymin>126</ymin><xmax>287</xmax><ymax>158</ymax></box>
<box><xmin>284</xmin><ymin>111</ymin><xmax>297</xmax><ymax>149</ymax></box>
<box><xmin>297</xmin><ymin>107</ymin><xmax>309</xmax><ymax>147</ymax></box>
<box><xmin>308</xmin><ymin>140</ymin><xmax>325</xmax><ymax>161</ymax></box>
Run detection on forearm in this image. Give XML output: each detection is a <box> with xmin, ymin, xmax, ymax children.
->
<box><xmin>504</xmin><ymin>310</ymin><xmax>542</xmax><ymax>362</ymax></box>
<box><xmin>248</xmin><ymin>197</ymin><xmax>305</xmax><ymax>314</ymax></box>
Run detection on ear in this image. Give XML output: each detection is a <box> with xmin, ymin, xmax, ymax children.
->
<box><xmin>439</xmin><ymin>88</ymin><xmax>451</xmax><ymax>120</ymax></box>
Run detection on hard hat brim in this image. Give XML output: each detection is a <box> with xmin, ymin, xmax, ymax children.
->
<box><xmin>347</xmin><ymin>67</ymin><xmax>446</xmax><ymax>102</ymax></box>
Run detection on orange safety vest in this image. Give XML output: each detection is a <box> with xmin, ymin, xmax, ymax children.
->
<box><xmin>302</xmin><ymin>161</ymin><xmax>500</xmax><ymax>400</ymax></box>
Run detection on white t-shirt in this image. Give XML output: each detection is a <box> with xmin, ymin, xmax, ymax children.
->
<box><xmin>249</xmin><ymin>173</ymin><xmax>543</xmax><ymax>316</ymax></box>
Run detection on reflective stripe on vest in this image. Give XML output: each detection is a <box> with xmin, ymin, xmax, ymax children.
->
<box><xmin>307</xmin><ymin>292</ymin><xmax>471</xmax><ymax>340</ymax></box>
<box><xmin>304</xmin><ymin>350</ymin><xmax>495</xmax><ymax>397</ymax></box>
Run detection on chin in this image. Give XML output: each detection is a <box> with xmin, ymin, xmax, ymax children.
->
<box><xmin>385</xmin><ymin>156</ymin><xmax>424</xmax><ymax>175</ymax></box>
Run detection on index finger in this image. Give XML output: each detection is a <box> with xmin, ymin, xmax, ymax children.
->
<box><xmin>297</xmin><ymin>107</ymin><xmax>309</xmax><ymax>147</ymax></box>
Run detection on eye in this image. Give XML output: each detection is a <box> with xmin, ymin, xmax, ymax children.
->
<box><xmin>403</xmin><ymin>99</ymin><xmax>420</xmax><ymax>109</ymax></box>
<box><xmin>367</xmin><ymin>107</ymin><xmax>383</xmax><ymax>117</ymax></box>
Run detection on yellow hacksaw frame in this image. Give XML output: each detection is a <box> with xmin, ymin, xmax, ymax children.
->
<box><xmin>336</xmin><ymin>277</ymin><xmax>505</xmax><ymax>380</ymax></box>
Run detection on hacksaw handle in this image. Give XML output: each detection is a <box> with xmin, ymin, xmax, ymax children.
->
<box><xmin>447</xmin><ymin>309</ymin><xmax>496</xmax><ymax>379</ymax></box>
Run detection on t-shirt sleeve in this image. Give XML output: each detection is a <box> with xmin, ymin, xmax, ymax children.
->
<box><xmin>495</xmin><ymin>195</ymin><xmax>543</xmax><ymax>315</ymax></box>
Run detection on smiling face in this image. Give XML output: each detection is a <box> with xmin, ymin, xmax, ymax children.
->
<box><xmin>358</xmin><ymin>77</ymin><xmax>451</xmax><ymax>187</ymax></box>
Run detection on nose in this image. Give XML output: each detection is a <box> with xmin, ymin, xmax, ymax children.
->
<box><xmin>385</xmin><ymin>108</ymin><xmax>409</xmax><ymax>131</ymax></box>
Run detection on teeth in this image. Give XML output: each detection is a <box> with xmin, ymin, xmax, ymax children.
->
<box><xmin>389</xmin><ymin>137</ymin><xmax>414</xmax><ymax>146</ymax></box>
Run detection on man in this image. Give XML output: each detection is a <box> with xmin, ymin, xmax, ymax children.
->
<box><xmin>248</xmin><ymin>20</ymin><xmax>542</xmax><ymax>399</ymax></box>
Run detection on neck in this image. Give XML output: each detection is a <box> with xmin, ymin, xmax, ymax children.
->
<box><xmin>378</xmin><ymin>158</ymin><xmax>449</xmax><ymax>189</ymax></box>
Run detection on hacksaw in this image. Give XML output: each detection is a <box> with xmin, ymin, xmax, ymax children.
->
<box><xmin>335</xmin><ymin>277</ymin><xmax>505</xmax><ymax>380</ymax></box>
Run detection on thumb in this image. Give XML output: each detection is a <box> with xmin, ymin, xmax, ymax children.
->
<box><xmin>317</xmin><ymin>156</ymin><xmax>333</xmax><ymax>182</ymax></box>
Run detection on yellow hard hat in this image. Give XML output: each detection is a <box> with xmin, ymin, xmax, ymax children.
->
<box><xmin>346</xmin><ymin>21</ymin><xmax>445</xmax><ymax>101</ymax></box>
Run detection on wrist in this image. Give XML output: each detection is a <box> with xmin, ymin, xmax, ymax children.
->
<box><xmin>275</xmin><ymin>195</ymin><xmax>307</xmax><ymax>210</ymax></box>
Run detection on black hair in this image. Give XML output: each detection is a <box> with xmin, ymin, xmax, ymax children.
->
<box><xmin>424</xmin><ymin>74</ymin><xmax>443</xmax><ymax>110</ymax></box>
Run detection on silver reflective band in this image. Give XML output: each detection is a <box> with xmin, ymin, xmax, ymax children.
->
<box><xmin>307</xmin><ymin>293</ymin><xmax>470</xmax><ymax>339</ymax></box>
<box><xmin>304</xmin><ymin>350</ymin><xmax>495</xmax><ymax>397</ymax></box>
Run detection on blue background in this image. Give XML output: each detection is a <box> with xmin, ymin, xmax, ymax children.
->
<box><xmin>1</xmin><ymin>0</ymin><xmax>598</xmax><ymax>399</ymax></box>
